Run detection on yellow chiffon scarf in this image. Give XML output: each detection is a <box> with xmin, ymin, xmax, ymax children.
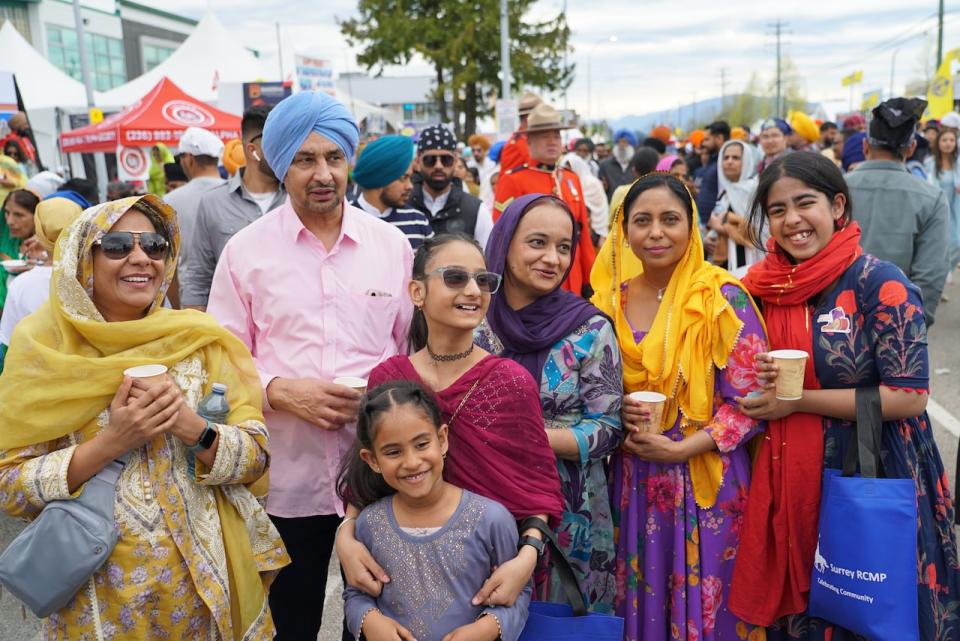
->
<box><xmin>0</xmin><ymin>195</ymin><xmax>272</xmax><ymax>641</ymax></box>
<box><xmin>590</xmin><ymin>177</ymin><xmax>758</xmax><ymax>508</ymax></box>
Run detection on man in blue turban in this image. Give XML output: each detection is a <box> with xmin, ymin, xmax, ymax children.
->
<box><xmin>261</xmin><ymin>90</ymin><xmax>360</xmax><ymax>221</ymax></box>
<box><xmin>206</xmin><ymin>89</ymin><xmax>414</xmax><ymax>641</ymax></box>
<box><xmin>348</xmin><ymin>134</ymin><xmax>434</xmax><ymax>248</ymax></box>
<box><xmin>759</xmin><ymin>117</ymin><xmax>794</xmax><ymax>172</ymax></box>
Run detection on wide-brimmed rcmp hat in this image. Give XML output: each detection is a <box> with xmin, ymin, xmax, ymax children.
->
<box><xmin>525</xmin><ymin>104</ymin><xmax>571</xmax><ymax>133</ymax></box>
<box><xmin>518</xmin><ymin>91</ymin><xmax>542</xmax><ymax>116</ymax></box>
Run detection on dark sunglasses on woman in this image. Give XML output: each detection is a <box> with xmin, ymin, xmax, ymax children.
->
<box><xmin>93</xmin><ymin>231</ymin><xmax>170</xmax><ymax>261</ymax></box>
<box><xmin>421</xmin><ymin>154</ymin><xmax>455</xmax><ymax>168</ymax></box>
<box><xmin>425</xmin><ymin>267</ymin><xmax>502</xmax><ymax>294</ymax></box>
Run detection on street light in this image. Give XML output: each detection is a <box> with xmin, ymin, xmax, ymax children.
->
<box><xmin>586</xmin><ymin>35</ymin><xmax>618</xmax><ymax>124</ymax></box>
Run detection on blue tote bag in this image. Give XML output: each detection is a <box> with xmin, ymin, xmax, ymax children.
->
<box><xmin>808</xmin><ymin>387</ymin><xmax>919</xmax><ymax>641</ymax></box>
<box><xmin>516</xmin><ymin>518</ymin><xmax>623</xmax><ymax>641</ymax></box>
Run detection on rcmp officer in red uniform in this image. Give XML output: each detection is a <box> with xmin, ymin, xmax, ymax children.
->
<box><xmin>493</xmin><ymin>103</ymin><xmax>596</xmax><ymax>296</ymax></box>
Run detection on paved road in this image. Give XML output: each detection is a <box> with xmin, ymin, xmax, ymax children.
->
<box><xmin>2</xmin><ymin>276</ymin><xmax>959</xmax><ymax>641</ymax></box>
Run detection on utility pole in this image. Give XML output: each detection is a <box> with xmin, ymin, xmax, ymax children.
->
<box><xmin>72</xmin><ymin>0</ymin><xmax>107</xmax><ymax>201</ymax></box>
<box><xmin>720</xmin><ymin>67</ymin><xmax>728</xmax><ymax>113</ymax></box>
<box><xmin>774</xmin><ymin>20</ymin><xmax>783</xmax><ymax>118</ymax></box>
<box><xmin>937</xmin><ymin>0</ymin><xmax>945</xmax><ymax>72</ymax></box>
<box><xmin>500</xmin><ymin>0</ymin><xmax>512</xmax><ymax>101</ymax></box>
<box><xmin>766</xmin><ymin>20</ymin><xmax>790</xmax><ymax>118</ymax></box>
<box><xmin>276</xmin><ymin>23</ymin><xmax>283</xmax><ymax>81</ymax></box>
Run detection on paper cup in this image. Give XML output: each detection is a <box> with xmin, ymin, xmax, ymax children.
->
<box><xmin>334</xmin><ymin>376</ymin><xmax>368</xmax><ymax>394</ymax></box>
<box><xmin>123</xmin><ymin>364</ymin><xmax>168</xmax><ymax>388</ymax></box>
<box><xmin>628</xmin><ymin>391</ymin><xmax>668</xmax><ymax>433</ymax></box>
<box><xmin>769</xmin><ymin>349</ymin><xmax>808</xmax><ymax>400</ymax></box>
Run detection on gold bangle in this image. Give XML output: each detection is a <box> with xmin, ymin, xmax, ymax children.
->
<box><xmin>336</xmin><ymin>516</ymin><xmax>356</xmax><ymax>535</ymax></box>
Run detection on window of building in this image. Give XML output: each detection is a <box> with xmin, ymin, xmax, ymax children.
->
<box><xmin>47</xmin><ymin>24</ymin><xmax>127</xmax><ymax>91</ymax></box>
<box><xmin>142</xmin><ymin>43</ymin><xmax>175</xmax><ymax>73</ymax></box>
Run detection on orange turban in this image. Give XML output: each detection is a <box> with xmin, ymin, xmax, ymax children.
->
<box><xmin>731</xmin><ymin>127</ymin><xmax>748</xmax><ymax>141</ymax></box>
<box><xmin>223</xmin><ymin>138</ymin><xmax>246</xmax><ymax>175</ymax></box>
<box><xmin>689</xmin><ymin>130</ymin><xmax>706</xmax><ymax>147</ymax></box>
<box><xmin>651</xmin><ymin>125</ymin><xmax>672</xmax><ymax>144</ymax></box>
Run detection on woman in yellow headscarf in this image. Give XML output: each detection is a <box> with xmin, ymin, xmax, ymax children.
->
<box><xmin>0</xmin><ymin>194</ymin><xmax>288</xmax><ymax>640</ymax></box>
<box><xmin>591</xmin><ymin>172</ymin><xmax>768</xmax><ymax>641</ymax></box>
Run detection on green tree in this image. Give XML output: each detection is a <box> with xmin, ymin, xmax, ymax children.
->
<box><xmin>340</xmin><ymin>0</ymin><xmax>573</xmax><ymax>138</ymax></box>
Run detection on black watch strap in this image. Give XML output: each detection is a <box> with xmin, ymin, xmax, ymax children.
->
<box><xmin>518</xmin><ymin>534</ymin><xmax>545</xmax><ymax>557</ymax></box>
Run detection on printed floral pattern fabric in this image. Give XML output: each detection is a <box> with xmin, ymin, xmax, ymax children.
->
<box><xmin>767</xmin><ymin>255</ymin><xmax>960</xmax><ymax>641</ymax></box>
<box><xmin>0</xmin><ymin>356</ymin><xmax>288</xmax><ymax>641</ymax></box>
<box><xmin>476</xmin><ymin>314</ymin><xmax>624</xmax><ymax>613</ymax></box>
<box><xmin>610</xmin><ymin>283</ymin><xmax>767</xmax><ymax>640</ymax></box>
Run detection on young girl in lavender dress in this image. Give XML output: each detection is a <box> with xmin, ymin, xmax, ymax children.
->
<box><xmin>339</xmin><ymin>381</ymin><xmax>530</xmax><ymax>641</ymax></box>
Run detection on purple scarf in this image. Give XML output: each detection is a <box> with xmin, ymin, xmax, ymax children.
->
<box><xmin>485</xmin><ymin>194</ymin><xmax>603</xmax><ymax>383</ymax></box>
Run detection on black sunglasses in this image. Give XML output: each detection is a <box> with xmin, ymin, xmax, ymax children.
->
<box><xmin>93</xmin><ymin>231</ymin><xmax>170</xmax><ymax>261</ymax></box>
<box><xmin>421</xmin><ymin>154</ymin><xmax>455</xmax><ymax>168</ymax></box>
<box><xmin>425</xmin><ymin>267</ymin><xmax>502</xmax><ymax>294</ymax></box>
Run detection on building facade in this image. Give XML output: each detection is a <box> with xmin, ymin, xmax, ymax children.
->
<box><xmin>2</xmin><ymin>0</ymin><xmax>195</xmax><ymax>91</ymax></box>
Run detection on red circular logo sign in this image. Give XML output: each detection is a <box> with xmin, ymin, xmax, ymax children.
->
<box><xmin>119</xmin><ymin>146</ymin><xmax>148</xmax><ymax>177</ymax></box>
<box><xmin>161</xmin><ymin>100</ymin><xmax>215</xmax><ymax>127</ymax></box>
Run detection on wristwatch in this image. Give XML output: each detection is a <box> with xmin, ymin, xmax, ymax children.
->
<box><xmin>518</xmin><ymin>535</ymin><xmax>545</xmax><ymax>557</ymax></box>
<box><xmin>187</xmin><ymin>421</ymin><xmax>218</xmax><ymax>453</ymax></box>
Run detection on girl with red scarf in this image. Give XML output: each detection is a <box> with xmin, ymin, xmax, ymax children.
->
<box><xmin>730</xmin><ymin>152</ymin><xmax>960</xmax><ymax>640</ymax></box>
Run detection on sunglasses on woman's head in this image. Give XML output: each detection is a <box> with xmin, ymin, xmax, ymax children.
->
<box><xmin>425</xmin><ymin>267</ymin><xmax>502</xmax><ymax>294</ymax></box>
<box><xmin>93</xmin><ymin>231</ymin><xmax>170</xmax><ymax>261</ymax></box>
<box><xmin>421</xmin><ymin>154</ymin><xmax>455</xmax><ymax>168</ymax></box>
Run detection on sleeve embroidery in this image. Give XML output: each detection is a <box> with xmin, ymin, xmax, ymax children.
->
<box><xmin>198</xmin><ymin>420</ymin><xmax>268</xmax><ymax>486</ymax></box>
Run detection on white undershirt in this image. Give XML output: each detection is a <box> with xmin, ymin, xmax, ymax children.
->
<box><xmin>249</xmin><ymin>190</ymin><xmax>277</xmax><ymax>215</ymax></box>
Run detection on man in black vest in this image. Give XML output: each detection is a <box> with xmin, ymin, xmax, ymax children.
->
<box><xmin>407</xmin><ymin>124</ymin><xmax>482</xmax><ymax>238</ymax></box>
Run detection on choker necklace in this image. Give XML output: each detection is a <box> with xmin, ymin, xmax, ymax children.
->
<box><xmin>427</xmin><ymin>343</ymin><xmax>474</xmax><ymax>362</ymax></box>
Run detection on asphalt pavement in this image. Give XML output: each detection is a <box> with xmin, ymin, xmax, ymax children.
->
<box><xmin>2</xmin><ymin>276</ymin><xmax>959</xmax><ymax>641</ymax></box>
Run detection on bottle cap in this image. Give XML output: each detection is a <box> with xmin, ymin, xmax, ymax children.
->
<box><xmin>212</xmin><ymin>383</ymin><xmax>228</xmax><ymax>394</ymax></box>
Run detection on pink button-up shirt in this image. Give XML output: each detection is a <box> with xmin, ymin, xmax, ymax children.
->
<box><xmin>207</xmin><ymin>199</ymin><xmax>414</xmax><ymax>517</ymax></box>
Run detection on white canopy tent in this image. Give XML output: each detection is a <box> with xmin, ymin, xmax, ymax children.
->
<box><xmin>0</xmin><ymin>21</ymin><xmax>101</xmax><ymax>171</ymax></box>
<box><xmin>97</xmin><ymin>11</ymin><xmax>267</xmax><ymax>108</ymax></box>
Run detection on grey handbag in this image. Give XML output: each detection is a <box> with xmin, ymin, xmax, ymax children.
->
<box><xmin>0</xmin><ymin>457</ymin><xmax>125</xmax><ymax>617</ymax></box>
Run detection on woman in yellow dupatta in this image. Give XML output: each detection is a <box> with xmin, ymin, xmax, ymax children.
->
<box><xmin>0</xmin><ymin>194</ymin><xmax>288</xmax><ymax>640</ymax></box>
<box><xmin>592</xmin><ymin>172</ymin><xmax>769</xmax><ymax>641</ymax></box>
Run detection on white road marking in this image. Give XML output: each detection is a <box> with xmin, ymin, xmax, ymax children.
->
<box><xmin>929</xmin><ymin>397</ymin><xmax>960</xmax><ymax>438</ymax></box>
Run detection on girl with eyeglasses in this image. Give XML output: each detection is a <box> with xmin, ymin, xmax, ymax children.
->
<box><xmin>337</xmin><ymin>232</ymin><xmax>563</xmax><ymax>611</ymax></box>
<box><xmin>476</xmin><ymin>194</ymin><xmax>624</xmax><ymax>613</ymax></box>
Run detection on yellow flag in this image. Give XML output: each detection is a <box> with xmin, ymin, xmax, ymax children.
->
<box><xmin>927</xmin><ymin>48</ymin><xmax>960</xmax><ymax>119</ymax></box>
<box><xmin>89</xmin><ymin>107</ymin><xmax>103</xmax><ymax>124</ymax></box>
<box><xmin>861</xmin><ymin>90</ymin><xmax>882</xmax><ymax>112</ymax></box>
<box><xmin>841</xmin><ymin>70</ymin><xmax>864</xmax><ymax>87</ymax></box>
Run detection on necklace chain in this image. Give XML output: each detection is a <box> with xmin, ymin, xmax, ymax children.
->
<box><xmin>427</xmin><ymin>342</ymin><xmax>474</xmax><ymax>362</ymax></box>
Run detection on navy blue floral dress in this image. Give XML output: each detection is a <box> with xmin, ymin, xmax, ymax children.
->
<box><xmin>767</xmin><ymin>255</ymin><xmax>960</xmax><ymax>641</ymax></box>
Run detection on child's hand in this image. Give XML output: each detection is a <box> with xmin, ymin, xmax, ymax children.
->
<box><xmin>362</xmin><ymin>610</ymin><xmax>418</xmax><ymax>641</ymax></box>
<box><xmin>442</xmin><ymin>614</ymin><xmax>500</xmax><ymax>641</ymax></box>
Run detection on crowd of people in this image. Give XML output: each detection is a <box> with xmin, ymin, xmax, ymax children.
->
<box><xmin>0</xmin><ymin>86</ymin><xmax>957</xmax><ymax>641</ymax></box>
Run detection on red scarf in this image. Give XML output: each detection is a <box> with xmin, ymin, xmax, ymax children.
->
<box><xmin>729</xmin><ymin>222</ymin><xmax>862</xmax><ymax>625</ymax></box>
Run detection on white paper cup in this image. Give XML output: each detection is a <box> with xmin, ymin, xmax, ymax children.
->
<box><xmin>334</xmin><ymin>376</ymin><xmax>368</xmax><ymax>393</ymax></box>
<box><xmin>769</xmin><ymin>349</ymin><xmax>809</xmax><ymax>400</ymax></box>
<box><xmin>123</xmin><ymin>364</ymin><xmax>168</xmax><ymax>388</ymax></box>
<box><xmin>628</xmin><ymin>391</ymin><xmax>668</xmax><ymax>433</ymax></box>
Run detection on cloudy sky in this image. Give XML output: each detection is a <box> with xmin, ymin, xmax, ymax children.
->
<box><xmin>160</xmin><ymin>0</ymin><xmax>958</xmax><ymax>120</ymax></box>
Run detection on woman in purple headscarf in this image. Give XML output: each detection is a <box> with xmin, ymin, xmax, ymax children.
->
<box><xmin>476</xmin><ymin>193</ymin><xmax>624</xmax><ymax>613</ymax></box>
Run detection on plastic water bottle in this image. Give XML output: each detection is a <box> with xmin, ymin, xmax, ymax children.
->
<box><xmin>197</xmin><ymin>383</ymin><xmax>230</xmax><ymax>424</ymax></box>
<box><xmin>189</xmin><ymin>383</ymin><xmax>229</xmax><ymax>477</ymax></box>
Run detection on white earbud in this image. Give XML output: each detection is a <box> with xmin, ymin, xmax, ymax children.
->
<box><xmin>253</xmin><ymin>150</ymin><xmax>261</xmax><ymax>162</ymax></box>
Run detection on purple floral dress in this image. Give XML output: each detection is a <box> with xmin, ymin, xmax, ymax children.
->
<box><xmin>611</xmin><ymin>283</ymin><xmax>768</xmax><ymax>641</ymax></box>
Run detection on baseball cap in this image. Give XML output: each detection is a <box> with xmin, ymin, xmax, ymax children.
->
<box><xmin>178</xmin><ymin>127</ymin><xmax>224</xmax><ymax>158</ymax></box>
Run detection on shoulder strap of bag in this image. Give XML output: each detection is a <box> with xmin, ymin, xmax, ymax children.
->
<box><xmin>520</xmin><ymin>516</ymin><xmax>589</xmax><ymax>617</ymax></box>
<box><xmin>844</xmin><ymin>387</ymin><xmax>884</xmax><ymax>478</ymax></box>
